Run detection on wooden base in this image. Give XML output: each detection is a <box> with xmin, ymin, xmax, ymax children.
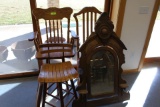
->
<box><xmin>72</xmin><ymin>92</ymin><xmax>130</xmax><ymax>107</ymax></box>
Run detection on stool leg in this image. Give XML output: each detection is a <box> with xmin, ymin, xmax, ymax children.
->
<box><xmin>36</xmin><ymin>83</ymin><xmax>43</xmax><ymax>107</ymax></box>
<box><xmin>65</xmin><ymin>81</ymin><xmax>69</xmax><ymax>93</ymax></box>
<box><xmin>58</xmin><ymin>82</ymin><xmax>64</xmax><ymax>107</ymax></box>
<box><xmin>42</xmin><ymin>83</ymin><xmax>47</xmax><ymax>107</ymax></box>
<box><xmin>70</xmin><ymin>79</ymin><xmax>78</xmax><ymax>99</ymax></box>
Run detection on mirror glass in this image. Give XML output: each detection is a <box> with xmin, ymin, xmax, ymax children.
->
<box><xmin>90</xmin><ymin>50</ymin><xmax>115</xmax><ymax>96</ymax></box>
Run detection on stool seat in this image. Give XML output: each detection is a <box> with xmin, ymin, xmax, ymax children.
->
<box><xmin>38</xmin><ymin>61</ymin><xmax>79</xmax><ymax>82</ymax></box>
<box><xmin>36</xmin><ymin>61</ymin><xmax>79</xmax><ymax>107</ymax></box>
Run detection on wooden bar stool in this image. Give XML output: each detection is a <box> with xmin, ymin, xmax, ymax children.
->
<box><xmin>36</xmin><ymin>61</ymin><xmax>79</xmax><ymax>107</ymax></box>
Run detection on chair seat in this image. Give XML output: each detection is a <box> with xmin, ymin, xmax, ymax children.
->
<box><xmin>38</xmin><ymin>61</ymin><xmax>79</xmax><ymax>83</ymax></box>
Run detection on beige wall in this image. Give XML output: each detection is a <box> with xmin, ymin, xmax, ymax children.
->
<box><xmin>121</xmin><ymin>0</ymin><xmax>155</xmax><ymax>70</ymax></box>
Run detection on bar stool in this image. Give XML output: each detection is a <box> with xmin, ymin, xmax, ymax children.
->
<box><xmin>36</xmin><ymin>61</ymin><xmax>79</xmax><ymax>107</ymax></box>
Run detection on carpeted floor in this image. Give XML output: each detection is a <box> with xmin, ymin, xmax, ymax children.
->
<box><xmin>0</xmin><ymin>62</ymin><xmax>160</xmax><ymax>107</ymax></box>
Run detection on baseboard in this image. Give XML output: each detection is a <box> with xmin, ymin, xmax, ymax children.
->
<box><xmin>0</xmin><ymin>71</ymin><xmax>39</xmax><ymax>79</ymax></box>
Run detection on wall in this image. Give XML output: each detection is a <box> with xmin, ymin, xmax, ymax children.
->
<box><xmin>120</xmin><ymin>0</ymin><xmax>155</xmax><ymax>70</ymax></box>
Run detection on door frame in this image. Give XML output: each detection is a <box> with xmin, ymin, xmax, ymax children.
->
<box><xmin>138</xmin><ymin>0</ymin><xmax>160</xmax><ymax>71</ymax></box>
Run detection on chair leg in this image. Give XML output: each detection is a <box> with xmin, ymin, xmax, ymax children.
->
<box><xmin>58</xmin><ymin>82</ymin><xmax>64</xmax><ymax>107</ymax></box>
<box><xmin>36</xmin><ymin>83</ymin><xmax>43</xmax><ymax>107</ymax></box>
<box><xmin>70</xmin><ymin>79</ymin><xmax>78</xmax><ymax>99</ymax></box>
<box><xmin>42</xmin><ymin>83</ymin><xmax>47</xmax><ymax>107</ymax></box>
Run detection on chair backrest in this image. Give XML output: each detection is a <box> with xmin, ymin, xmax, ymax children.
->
<box><xmin>32</xmin><ymin>7</ymin><xmax>73</xmax><ymax>47</ymax></box>
<box><xmin>73</xmin><ymin>7</ymin><xmax>102</xmax><ymax>45</ymax></box>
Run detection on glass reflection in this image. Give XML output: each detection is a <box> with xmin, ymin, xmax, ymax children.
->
<box><xmin>90</xmin><ymin>50</ymin><xmax>114</xmax><ymax>96</ymax></box>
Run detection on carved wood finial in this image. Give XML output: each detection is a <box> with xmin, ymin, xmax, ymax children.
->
<box><xmin>95</xmin><ymin>12</ymin><xmax>114</xmax><ymax>40</ymax></box>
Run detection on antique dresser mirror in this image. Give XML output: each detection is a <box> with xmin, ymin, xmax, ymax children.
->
<box><xmin>72</xmin><ymin>12</ymin><xmax>130</xmax><ymax>107</ymax></box>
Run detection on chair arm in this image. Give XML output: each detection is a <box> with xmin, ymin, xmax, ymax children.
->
<box><xmin>70</xmin><ymin>30</ymin><xmax>79</xmax><ymax>39</ymax></box>
<box><xmin>28</xmin><ymin>32</ymin><xmax>38</xmax><ymax>41</ymax></box>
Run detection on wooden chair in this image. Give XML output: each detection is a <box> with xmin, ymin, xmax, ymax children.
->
<box><xmin>36</xmin><ymin>43</ymin><xmax>79</xmax><ymax>107</ymax></box>
<box><xmin>70</xmin><ymin>7</ymin><xmax>102</xmax><ymax>58</ymax></box>
<box><xmin>32</xmin><ymin>7</ymin><xmax>78</xmax><ymax>69</ymax></box>
<box><xmin>31</xmin><ymin>7</ymin><xmax>79</xmax><ymax>107</ymax></box>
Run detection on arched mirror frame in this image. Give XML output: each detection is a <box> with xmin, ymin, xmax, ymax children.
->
<box><xmin>86</xmin><ymin>45</ymin><xmax>119</xmax><ymax>98</ymax></box>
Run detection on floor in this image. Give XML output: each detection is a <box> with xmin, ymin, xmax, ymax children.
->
<box><xmin>0</xmin><ymin>62</ymin><xmax>160</xmax><ymax>107</ymax></box>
